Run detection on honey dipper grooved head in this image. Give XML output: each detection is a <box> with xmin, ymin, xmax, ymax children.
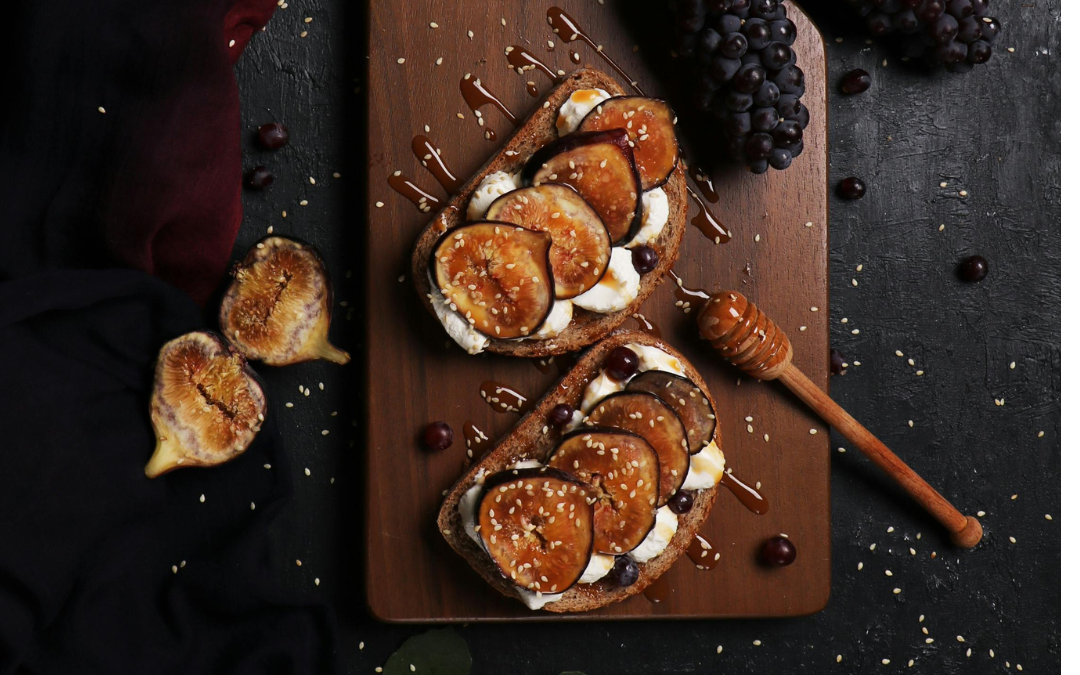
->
<box><xmin>697</xmin><ymin>291</ymin><xmax>793</xmax><ymax>381</ymax></box>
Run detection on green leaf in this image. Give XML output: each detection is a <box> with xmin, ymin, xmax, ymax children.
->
<box><xmin>382</xmin><ymin>628</ymin><xmax>472</xmax><ymax>675</ymax></box>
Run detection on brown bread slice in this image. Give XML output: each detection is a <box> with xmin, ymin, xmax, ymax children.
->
<box><xmin>411</xmin><ymin>69</ymin><xmax>688</xmax><ymax>357</ymax></box>
<box><xmin>436</xmin><ymin>331</ymin><xmax>721</xmax><ymax>613</ymax></box>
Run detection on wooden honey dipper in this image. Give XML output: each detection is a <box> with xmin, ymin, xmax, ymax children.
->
<box><xmin>697</xmin><ymin>290</ymin><xmax>983</xmax><ymax>548</ymax></box>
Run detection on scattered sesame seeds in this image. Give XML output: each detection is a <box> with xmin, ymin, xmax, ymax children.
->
<box><xmin>305</xmin><ymin>468</ymin><xmax>311</xmax><ymax>476</ymax></box>
<box><xmin>838</xmin><ymin>447</ymin><xmax>846</xmax><ymax>453</ymax></box>
<box><xmin>908</xmin><ymin>420</ymin><xmax>914</xmax><ymax>428</ymax></box>
<box><xmin>300</xmin><ymin>199</ymin><xmax>309</xmax><ymax>206</ymax></box>
<box><xmin>199</xmin><ymin>494</ymin><xmax>205</xmax><ymax>503</ymax></box>
<box><xmin>716</xmin><ymin>645</ymin><xmax>723</xmax><ymax>654</ymax></box>
<box><xmin>296</xmin><ymin>559</ymin><xmax>302</xmax><ymax>566</ymax></box>
<box><xmin>882</xmin><ymin>659</ymin><xmax>891</xmax><ymax>665</ymax></box>
<box><xmin>957</xmin><ymin>636</ymin><xmax>965</xmax><ymax>642</ymax></box>
<box><xmin>1038</xmin><ymin>431</ymin><xmax>1045</xmax><ymax>438</ymax></box>
<box><xmin>321</xmin><ymin>430</ymin><xmax>330</xmax><ymax>436</ymax></box>
<box><xmin>753</xmin><ymin>640</ymin><xmax>761</xmax><ymax>646</ymax></box>
<box><xmin>959</xmin><ymin>190</ymin><xmax>968</xmax><ymax>197</ymax></box>
<box><xmin>885</xmin><ymin>569</ymin><xmax>893</xmax><ymax>576</ymax></box>
<box><xmin>1009</xmin><ymin>536</ymin><xmax>1017</xmax><ymax>544</ymax></box>
<box><xmin>314</xmin><ymin>578</ymin><xmax>320</xmax><ymax>586</ymax></box>
<box><xmin>856</xmin><ymin>264</ymin><xmax>863</xmax><ymax>272</ymax></box>
<box><xmin>172</xmin><ymin>565</ymin><xmax>178</xmax><ymax>573</ymax></box>
<box><xmin>858</xmin><ymin>562</ymin><xmax>863</xmax><ymax>570</ymax></box>
<box><xmin>909</xmin><ymin>548</ymin><xmax>916</xmax><ymax>555</ymax></box>
<box><xmin>836</xmin><ymin>655</ymin><xmax>842</xmax><ymax>663</ymax></box>
<box><xmin>804</xmin><ymin>221</ymin><xmax>813</xmax><ymax>228</ymax></box>
<box><xmin>1010</xmin><ymin>361</ymin><xmax>1016</xmax><ymax>369</ymax></box>
<box><xmin>397</xmin><ymin>57</ymin><xmax>405</xmax><ymax>64</ymax></box>
<box><xmin>926</xmin><ymin>638</ymin><xmax>934</xmax><ymax>644</ymax></box>
<box><xmin>887</xmin><ymin>526</ymin><xmax>895</xmax><ymax>533</ymax></box>
<box><xmin>809</xmin><ymin>428</ymin><xmax>818</xmax><ymax>435</ymax></box>
<box><xmin>264</xmin><ymin>463</ymin><xmax>272</xmax><ymax>469</ymax></box>
<box><xmin>229</xmin><ymin>39</ymin><xmax>236</xmax><ymax>48</ymax></box>
<box><xmin>893</xmin><ymin>588</ymin><xmax>901</xmax><ymax>594</ymax></box>
<box><xmin>359</xmin><ymin>642</ymin><xmax>365</xmax><ymax>650</ymax></box>
<box><xmin>429</xmin><ymin>22</ymin><xmax>439</xmax><ymax>28</ymax></box>
<box><xmin>852</xmin><ymin>329</ymin><xmax>860</xmax><ymax>335</ymax></box>
<box><xmin>967</xmin><ymin>648</ymin><xmax>972</xmax><ymax>657</ymax></box>
<box><xmin>1045</xmin><ymin>514</ymin><xmax>1053</xmax><ymax>521</ymax></box>
<box><xmin>977</xmin><ymin>510</ymin><xmax>986</xmax><ymax>517</ymax></box>
<box><xmin>97</xmin><ymin>106</ymin><xmax>106</xmax><ymax>114</ymax></box>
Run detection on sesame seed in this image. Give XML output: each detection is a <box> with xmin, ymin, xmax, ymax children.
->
<box><xmin>838</xmin><ymin>447</ymin><xmax>846</xmax><ymax>453</ymax></box>
<box><xmin>359</xmin><ymin>642</ymin><xmax>365</xmax><ymax>650</ymax></box>
<box><xmin>1045</xmin><ymin>514</ymin><xmax>1053</xmax><ymax>521</ymax></box>
<box><xmin>429</xmin><ymin>22</ymin><xmax>439</xmax><ymax>28</ymax></box>
<box><xmin>893</xmin><ymin>588</ymin><xmax>901</xmax><ymax>594</ymax></box>
<box><xmin>809</xmin><ymin>428</ymin><xmax>818</xmax><ymax>435</ymax></box>
<box><xmin>753</xmin><ymin>640</ymin><xmax>761</xmax><ymax>646</ymax></box>
<box><xmin>314</xmin><ymin>578</ymin><xmax>320</xmax><ymax>586</ymax></box>
<box><xmin>857</xmin><ymin>562</ymin><xmax>863</xmax><ymax>570</ymax></box>
<box><xmin>321</xmin><ymin>430</ymin><xmax>329</xmax><ymax>436</ymax></box>
<box><xmin>908</xmin><ymin>420</ymin><xmax>914</xmax><ymax>428</ymax></box>
<box><xmin>172</xmin><ymin>565</ymin><xmax>178</xmax><ymax>573</ymax></box>
<box><xmin>885</xmin><ymin>569</ymin><xmax>892</xmax><ymax>576</ymax></box>
<box><xmin>977</xmin><ymin>510</ymin><xmax>986</xmax><ymax>517</ymax></box>
<box><xmin>852</xmin><ymin>329</ymin><xmax>860</xmax><ymax>335</ymax></box>
<box><xmin>229</xmin><ymin>39</ymin><xmax>236</xmax><ymax>47</ymax></box>
<box><xmin>939</xmin><ymin>224</ymin><xmax>946</xmax><ymax>231</ymax></box>
<box><xmin>909</xmin><ymin>548</ymin><xmax>916</xmax><ymax>555</ymax></box>
<box><xmin>926</xmin><ymin>638</ymin><xmax>934</xmax><ymax>644</ymax></box>
<box><xmin>264</xmin><ymin>463</ymin><xmax>272</xmax><ymax>469</ymax></box>
<box><xmin>804</xmin><ymin>221</ymin><xmax>812</xmax><ymax>228</ymax></box>
<box><xmin>882</xmin><ymin>659</ymin><xmax>891</xmax><ymax>665</ymax></box>
<box><xmin>957</xmin><ymin>636</ymin><xmax>965</xmax><ymax>642</ymax></box>
<box><xmin>1009</xmin><ymin>536</ymin><xmax>1016</xmax><ymax>544</ymax></box>
<box><xmin>716</xmin><ymin>645</ymin><xmax>723</xmax><ymax>654</ymax></box>
<box><xmin>1038</xmin><ymin>431</ymin><xmax>1045</xmax><ymax>438</ymax></box>
<box><xmin>199</xmin><ymin>494</ymin><xmax>205</xmax><ymax>503</ymax></box>
<box><xmin>296</xmin><ymin>559</ymin><xmax>302</xmax><ymax>566</ymax></box>
<box><xmin>305</xmin><ymin>468</ymin><xmax>311</xmax><ymax>476</ymax></box>
<box><xmin>887</xmin><ymin>526</ymin><xmax>894</xmax><ymax>533</ymax></box>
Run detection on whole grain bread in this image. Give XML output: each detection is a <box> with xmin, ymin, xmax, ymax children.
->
<box><xmin>436</xmin><ymin>330</ymin><xmax>722</xmax><ymax>613</ymax></box>
<box><xmin>411</xmin><ymin>69</ymin><xmax>688</xmax><ymax>357</ymax></box>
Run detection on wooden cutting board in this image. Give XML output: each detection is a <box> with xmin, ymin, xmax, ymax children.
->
<box><xmin>364</xmin><ymin>0</ymin><xmax>829</xmax><ymax>621</ymax></box>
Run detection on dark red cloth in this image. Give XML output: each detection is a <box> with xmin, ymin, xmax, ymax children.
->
<box><xmin>0</xmin><ymin>0</ymin><xmax>277</xmax><ymax>305</ymax></box>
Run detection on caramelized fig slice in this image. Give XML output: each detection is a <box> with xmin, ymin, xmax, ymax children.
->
<box><xmin>626</xmin><ymin>371</ymin><xmax>717</xmax><ymax>454</ymax></box>
<box><xmin>523</xmin><ymin>129</ymin><xmax>642</xmax><ymax>245</ymax></box>
<box><xmin>477</xmin><ymin>466</ymin><xmax>595</xmax><ymax>594</ymax></box>
<box><xmin>486</xmin><ymin>185</ymin><xmax>611</xmax><ymax>299</ymax></box>
<box><xmin>432</xmin><ymin>222</ymin><xmax>555</xmax><ymax>339</ymax></box>
<box><xmin>146</xmin><ymin>331</ymin><xmax>267</xmax><ymax>478</ymax></box>
<box><xmin>220</xmin><ymin>236</ymin><xmax>350</xmax><ymax>366</ymax></box>
<box><xmin>584</xmin><ymin>391</ymin><xmax>690</xmax><ymax>505</ymax></box>
<box><xmin>579</xmin><ymin>96</ymin><xmax>680</xmax><ymax>191</ymax></box>
<box><xmin>547</xmin><ymin>429</ymin><xmax>660</xmax><ymax>555</ymax></box>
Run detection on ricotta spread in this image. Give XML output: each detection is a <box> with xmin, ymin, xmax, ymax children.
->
<box><xmin>428</xmin><ymin>279</ymin><xmax>489</xmax><ymax>355</ymax></box>
<box><xmin>556</xmin><ymin>88</ymin><xmax>611</xmax><ymax>136</ymax></box>
<box><xmin>570</xmin><ymin>246</ymin><xmax>640</xmax><ymax>314</ymax></box>
<box><xmin>627</xmin><ymin>188</ymin><xmax>669</xmax><ymax>248</ymax></box>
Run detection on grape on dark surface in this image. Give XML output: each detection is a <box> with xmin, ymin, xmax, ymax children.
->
<box><xmin>608</xmin><ymin>556</ymin><xmax>640</xmax><ymax>587</ymax></box>
<box><xmin>772</xmin><ymin>64</ymin><xmax>804</xmax><ymax>95</ymax></box>
<box><xmin>246</xmin><ymin>166</ymin><xmax>274</xmax><ymax>190</ymax></box>
<box><xmin>549</xmin><ymin>404</ymin><xmax>576</xmax><ymax>428</ymax></box>
<box><xmin>423</xmin><ymin>422</ymin><xmax>454</xmax><ymax>451</ymax></box>
<box><xmin>761</xmin><ymin>536</ymin><xmax>797</xmax><ymax>566</ymax></box>
<box><xmin>257</xmin><ymin>122</ymin><xmax>289</xmax><ymax>150</ymax></box>
<box><xmin>668</xmin><ymin>490</ymin><xmax>695</xmax><ymax>514</ymax></box>
<box><xmin>605</xmin><ymin>346</ymin><xmax>639</xmax><ymax>380</ymax></box>
<box><xmin>838</xmin><ymin>176</ymin><xmax>866</xmax><ymax>199</ymax></box>
<box><xmin>631</xmin><ymin>245</ymin><xmax>659</xmax><ymax>274</ymax></box>
<box><xmin>958</xmin><ymin>255</ymin><xmax>989</xmax><ymax>282</ymax></box>
<box><xmin>724</xmin><ymin>111</ymin><xmax>752</xmax><ymax>137</ymax></box>
<box><xmin>840</xmin><ymin>68</ymin><xmax>872</xmax><ymax>94</ymax></box>
<box><xmin>968</xmin><ymin>39</ymin><xmax>992</xmax><ymax>63</ymax></box>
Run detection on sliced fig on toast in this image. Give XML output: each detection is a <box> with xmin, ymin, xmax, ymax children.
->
<box><xmin>477</xmin><ymin>466</ymin><xmax>595</xmax><ymax>594</ymax></box>
<box><xmin>578</xmin><ymin>97</ymin><xmax>679</xmax><ymax>191</ymax></box>
<box><xmin>220</xmin><ymin>237</ymin><xmax>350</xmax><ymax>366</ymax></box>
<box><xmin>584</xmin><ymin>391</ymin><xmax>690</xmax><ymax>505</ymax></box>
<box><xmin>486</xmin><ymin>185</ymin><xmax>611</xmax><ymax>299</ymax></box>
<box><xmin>547</xmin><ymin>429</ymin><xmax>660</xmax><ymax>555</ymax></box>
<box><xmin>431</xmin><ymin>222</ymin><xmax>555</xmax><ymax>340</ymax></box>
<box><xmin>523</xmin><ymin>129</ymin><xmax>642</xmax><ymax>245</ymax></box>
<box><xmin>146</xmin><ymin>331</ymin><xmax>267</xmax><ymax>478</ymax></box>
<box><xmin>626</xmin><ymin>371</ymin><xmax>717</xmax><ymax>454</ymax></box>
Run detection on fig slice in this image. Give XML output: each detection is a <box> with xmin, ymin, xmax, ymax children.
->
<box><xmin>146</xmin><ymin>331</ymin><xmax>267</xmax><ymax>478</ymax></box>
<box><xmin>584</xmin><ymin>391</ymin><xmax>690</xmax><ymax>505</ymax></box>
<box><xmin>546</xmin><ymin>429</ymin><xmax>660</xmax><ymax>555</ymax></box>
<box><xmin>219</xmin><ymin>236</ymin><xmax>350</xmax><ymax>366</ymax></box>
<box><xmin>431</xmin><ymin>222</ymin><xmax>555</xmax><ymax>339</ymax></box>
<box><xmin>486</xmin><ymin>185</ymin><xmax>612</xmax><ymax>300</ymax></box>
<box><xmin>626</xmin><ymin>371</ymin><xmax>717</xmax><ymax>454</ymax></box>
<box><xmin>578</xmin><ymin>96</ymin><xmax>680</xmax><ymax>191</ymax></box>
<box><xmin>477</xmin><ymin>466</ymin><xmax>595</xmax><ymax>595</ymax></box>
<box><xmin>523</xmin><ymin>129</ymin><xmax>642</xmax><ymax>245</ymax></box>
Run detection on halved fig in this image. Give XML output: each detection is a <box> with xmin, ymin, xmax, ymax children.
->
<box><xmin>486</xmin><ymin>185</ymin><xmax>611</xmax><ymax>299</ymax></box>
<box><xmin>523</xmin><ymin>129</ymin><xmax>642</xmax><ymax>245</ymax></box>
<box><xmin>145</xmin><ymin>331</ymin><xmax>267</xmax><ymax>478</ymax></box>
<box><xmin>584</xmin><ymin>392</ymin><xmax>690</xmax><ymax>505</ymax></box>
<box><xmin>220</xmin><ymin>237</ymin><xmax>350</xmax><ymax>366</ymax></box>
<box><xmin>547</xmin><ymin>429</ymin><xmax>660</xmax><ymax>555</ymax></box>
<box><xmin>579</xmin><ymin>97</ymin><xmax>679</xmax><ymax>191</ymax></box>
<box><xmin>626</xmin><ymin>371</ymin><xmax>717</xmax><ymax>454</ymax></box>
<box><xmin>431</xmin><ymin>222</ymin><xmax>555</xmax><ymax>339</ymax></box>
<box><xmin>477</xmin><ymin>466</ymin><xmax>595</xmax><ymax>594</ymax></box>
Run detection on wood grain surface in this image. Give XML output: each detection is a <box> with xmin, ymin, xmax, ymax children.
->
<box><xmin>364</xmin><ymin>0</ymin><xmax>830</xmax><ymax>621</ymax></box>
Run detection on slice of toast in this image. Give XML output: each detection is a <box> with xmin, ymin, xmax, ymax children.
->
<box><xmin>436</xmin><ymin>330</ymin><xmax>721</xmax><ymax>613</ymax></box>
<box><xmin>411</xmin><ymin>69</ymin><xmax>688</xmax><ymax>357</ymax></box>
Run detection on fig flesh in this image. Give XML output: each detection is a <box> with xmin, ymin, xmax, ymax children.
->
<box><xmin>486</xmin><ymin>185</ymin><xmax>612</xmax><ymax>300</ymax></box>
<box><xmin>477</xmin><ymin>466</ymin><xmax>595</xmax><ymax>594</ymax></box>
<box><xmin>626</xmin><ymin>371</ymin><xmax>717</xmax><ymax>454</ymax></box>
<box><xmin>579</xmin><ymin>97</ymin><xmax>680</xmax><ymax>191</ymax></box>
<box><xmin>584</xmin><ymin>391</ymin><xmax>690</xmax><ymax>505</ymax></box>
<box><xmin>146</xmin><ymin>331</ymin><xmax>267</xmax><ymax>478</ymax></box>
<box><xmin>547</xmin><ymin>429</ymin><xmax>660</xmax><ymax>555</ymax></box>
<box><xmin>523</xmin><ymin>129</ymin><xmax>642</xmax><ymax>245</ymax></box>
<box><xmin>219</xmin><ymin>236</ymin><xmax>350</xmax><ymax>366</ymax></box>
<box><xmin>431</xmin><ymin>222</ymin><xmax>556</xmax><ymax>339</ymax></box>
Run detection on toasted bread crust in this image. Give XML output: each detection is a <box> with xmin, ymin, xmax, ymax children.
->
<box><xmin>411</xmin><ymin>69</ymin><xmax>688</xmax><ymax>357</ymax></box>
<box><xmin>436</xmin><ymin>331</ymin><xmax>722</xmax><ymax>613</ymax></box>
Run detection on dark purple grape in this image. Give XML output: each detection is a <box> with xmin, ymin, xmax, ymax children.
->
<box><xmin>772</xmin><ymin>65</ymin><xmax>804</xmax><ymax>95</ymax></box>
<box><xmin>768</xmin><ymin>148</ymin><xmax>792</xmax><ymax>170</ymax></box>
<box><xmin>830</xmin><ymin>348</ymin><xmax>848</xmax><ymax>375</ymax></box>
<box><xmin>724</xmin><ymin>111</ymin><xmax>753</xmax><ymax>136</ymax></box>
<box><xmin>956</xmin><ymin>16</ymin><xmax>982</xmax><ymax>43</ymax></box>
<box><xmin>720</xmin><ymin>32</ymin><xmax>748</xmax><ymax>58</ymax></box>
<box><xmin>788</xmin><ymin>139</ymin><xmax>804</xmax><ymax>158</ymax></box>
<box><xmin>609</xmin><ymin>556</ymin><xmax>640</xmax><ymax>586</ymax></box>
<box><xmin>838</xmin><ymin>176</ymin><xmax>866</xmax><ymax>199</ymax></box>
<box><xmin>631</xmin><ymin>245</ymin><xmax>659</xmax><ymax>274</ymax></box>
<box><xmin>734</xmin><ymin>63</ymin><xmax>766</xmax><ymax>93</ymax></box>
<box><xmin>717</xmin><ymin>13</ymin><xmax>743</xmax><ymax>34</ymax></box>
<box><xmin>935</xmin><ymin>40</ymin><xmax>968</xmax><ymax>63</ymax></box>
<box><xmin>867</xmin><ymin>12</ymin><xmax>894</xmax><ymax>35</ymax></box>
<box><xmin>750</xmin><ymin>0</ymin><xmax>779</xmax><ymax>18</ymax></box>
<box><xmin>741</xmin><ymin>18</ymin><xmax>771</xmax><ymax>50</ymax></box>
<box><xmin>752</xmin><ymin>107</ymin><xmax>779</xmax><ymax>131</ymax></box>
<box><xmin>257</xmin><ymin>122</ymin><xmax>289</xmax><ymax>150</ymax></box>
<box><xmin>746</xmin><ymin>132</ymin><xmax>774</xmax><ymax>160</ymax></box>
<box><xmin>549</xmin><ymin>403</ymin><xmax>576</xmax><ymax>428</ymax></box>
<box><xmin>770</xmin><ymin>20</ymin><xmax>796</xmax><ymax>47</ymax></box>
<box><xmin>698</xmin><ymin>28</ymin><xmax>722</xmax><ymax>53</ymax></box>
<box><xmin>748</xmin><ymin>158</ymin><xmax>769</xmax><ymax>174</ymax></box>
<box><xmin>947</xmin><ymin>0</ymin><xmax>974</xmax><ymax>18</ymax></box>
<box><xmin>840</xmin><ymin>69</ymin><xmax>872</xmax><ymax>94</ymax></box>
<box><xmin>981</xmin><ymin>17</ymin><xmax>1000</xmax><ymax>42</ymax></box>
<box><xmin>423</xmin><ymin>422</ymin><xmax>454</xmax><ymax>451</ymax></box>
<box><xmin>761</xmin><ymin>43</ymin><xmax>793</xmax><ymax>69</ymax></box>
<box><xmin>710</xmin><ymin>56</ymin><xmax>743</xmax><ymax>83</ymax></box>
<box><xmin>669</xmin><ymin>490</ymin><xmax>695</xmax><ymax>514</ymax></box>
<box><xmin>930</xmin><ymin>14</ymin><xmax>959</xmax><ymax>44</ymax></box>
<box><xmin>605</xmin><ymin>346</ymin><xmax>639</xmax><ymax>380</ymax></box>
<box><xmin>958</xmin><ymin>255</ymin><xmax>988</xmax><ymax>282</ymax></box>
<box><xmin>725</xmin><ymin>89</ymin><xmax>755</xmax><ymax>112</ymax></box>
<box><xmin>971</xmin><ymin>0</ymin><xmax>989</xmax><ymax>15</ymax></box>
<box><xmin>754</xmin><ymin>81</ymin><xmax>780</xmax><ymax>107</ymax></box>
<box><xmin>895</xmin><ymin>9</ymin><xmax>920</xmax><ymax>32</ymax></box>
<box><xmin>967</xmin><ymin>40</ymin><xmax>992</xmax><ymax>63</ymax></box>
<box><xmin>919</xmin><ymin>0</ymin><xmax>945</xmax><ymax>21</ymax></box>
<box><xmin>772</xmin><ymin>119</ymin><xmax>802</xmax><ymax>148</ymax></box>
<box><xmin>246</xmin><ymin>166</ymin><xmax>274</xmax><ymax>189</ymax></box>
<box><xmin>761</xmin><ymin>536</ymin><xmax>797</xmax><ymax>566</ymax></box>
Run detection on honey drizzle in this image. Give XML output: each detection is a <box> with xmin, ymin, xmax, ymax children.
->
<box><xmin>505</xmin><ymin>46</ymin><xmax>558</xmax><ymax>81</ymax></box>
<box><xmin>410</xmin><ymin>135</ymin><xmax>462</xmax><ymax>194</ymax></box>
<box><xmin>686</xmin><ymin>533</ymin><xmax>721</xmax><ymax>570</ymax></box>
<box><xmin>459</xmin><ymin>74</ymin><xmax>518</xmax><ymax>124</ymax></box>
<box><xmin>667</xmin><ymin>270</ymin><xmax>711</xmax><ymax>314</ymax></box>
<box><xmin>462</xmin><ymin>420</ymin><xmax>493</xmax><ymax>461</ymax></box>
<box><xmin>479</xmin><ymin>380</ymin><xmax>530</xmax><ymax>414</ymax></box>
<box><xmin>687</xmin><ymin>188</ymin><xmax>732</xmax><ymax>244</ymax></box>
<box><xmin>387</xmin><ymin>172</ymin><xmax>442</xmax><ymax>212</ymax></box>
<box><xmin>720</xmin><ymin>471</ymin><xmax>770</xmax><ymax>515</ymax></box>
<box><xmin>546</xmin><ymin>7</ymin><xmax>645</xmax><ymax>96</ymax></box>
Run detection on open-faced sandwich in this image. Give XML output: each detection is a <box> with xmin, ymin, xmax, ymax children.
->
<box><xmin>437</xmin><ymin>332</ymin><xmax>726</xmax><ymax>611</ymax></box>
<box><xmin>411</xmin><ymin>69</ymin><xmax>687</xmax><ymax>356</ymax></box>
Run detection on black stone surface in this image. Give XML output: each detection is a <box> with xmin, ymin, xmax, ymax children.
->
<box><xmin>232</xmin><ymin>1</ymin><xmax>1060</xmax><ymax>672</ymax></box>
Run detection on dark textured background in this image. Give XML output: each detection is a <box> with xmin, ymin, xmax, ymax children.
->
<box><xmin>231</xmin><ymin>1</ymin><xmax>1060</xmax><ymax>672</ymax></box>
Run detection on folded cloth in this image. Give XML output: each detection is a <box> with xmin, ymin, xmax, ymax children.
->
<box><xmin>0</xmin><ymin>270</ymin><xmax>338</xmax><ymax>674</ymax></box>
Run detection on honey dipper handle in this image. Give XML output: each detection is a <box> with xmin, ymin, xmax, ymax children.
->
<box><xmin>778</xmin><ymin>364</ymin><xmax>983</xmax><ymax>548</ymax></box>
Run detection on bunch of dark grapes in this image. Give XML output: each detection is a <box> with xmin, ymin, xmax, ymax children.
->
<box><xmin>673</xmin><ymin>0</ymin><xmax>808</xmax><ymax>174</ymax></box>
<box><xmin>844</xmin><ymin>0</ymin><xmax>1000</xmax><ymax>73</ymax></box>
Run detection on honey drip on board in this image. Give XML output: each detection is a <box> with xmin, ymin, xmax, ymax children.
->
<box><xmin>642</xmin><ymin>573</ymin><xmax>674</xmax><ymax>603</ymax></box>
<box><xmin>387</xmin><ymin>172</ymin><xmax>442</xmax><ymax>212</ymax></box>
<box><xmin>720</xmin><ymin>471</ymin><xmax>770</xmax><ymax>515</ymax></box>
<box><xmin>526</xmin><ymin>82</ymin><xmax>540</xmax><ymax>97</ymax></box>
<box><xmin>620</xmin><ymin>313</ymin><xmax>662</xmax><ymax>339</ymax></box>
<box><xmin>667</xmin><ymin>270</ymin><xmax>711</xmax><ymax>315</ymax></box>
<box><xmin>546</xmin><ymin>6</ymin><xmax>644</xmax><ymax>96</ymax></box>
<box><xmin>459</xmin><ymin>74</ymin><xmax>518</xmax><ymax>125</ymax></box>
<box><xmin>688</xmin><ymin>165</ymin><xmax>720</xmax><ymax>203</ymax></box>
<box><xmin>532</xmin><ymin>353</ymin><xmax>579</xmax><ymax>375</ymax></box>
<box><xmin>479</xmin><ymin>380</ymin><xmax>530</xmax><ymax>414</ymax></box>
<box><xmin>687</xmin><ymin>188</ymin><xmax>732</xmax><ymax>244</ymax></box>
<box><xmin>686</xmin><ymin>533</ymin><xmax>721</xmax><ymax>570</ymax></box>
<box><xmin>505</xmin><ymin>46</ymin><xmax>557</xmax><ymax>81</ymax></box>
<box><xmin>463</xmin><ymin>420</ymin><xmax>493</xmax><ymax>460</ymax></box>
<box><xmin>410</xmin><ymin>135</ymin><xmax>462</xmax><ymax>194</ymax></box>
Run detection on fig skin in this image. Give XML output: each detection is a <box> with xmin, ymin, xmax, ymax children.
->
<box><xmin>146</xmin><ymin>331</ymin><xmax>267</xmax><ymax>478</ymax></box>
<box><xmin>219</xmin><ymin>236</ymin><xmax>350</xmax><ymax>366</ymax></box>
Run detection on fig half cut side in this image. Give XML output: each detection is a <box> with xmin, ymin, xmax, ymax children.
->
<box><xmin>219</xmin><ymin>236</ymin><xmax>350</xmax><ymax>366</ymax></box>
<box><xmin>146</xmin><ymin>331</ymin><xmax>267</xmax><ymax>478</ymax></box>
<box><xmin>578</xmin><ymin>96</ymin><xmax>680</xmax><ymax>191</ymax></box>
<box><xmin>626</xmin><ymin>370</ymin><xmax>717</xmax><ymax>454</ymax></box>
